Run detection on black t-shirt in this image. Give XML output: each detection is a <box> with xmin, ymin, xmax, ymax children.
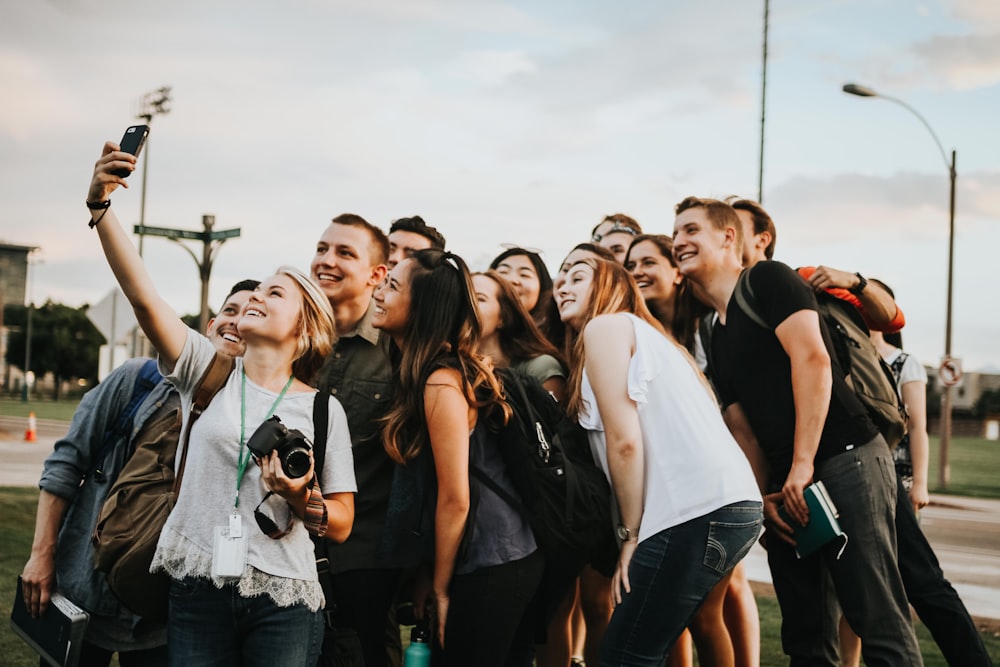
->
<box><xmin>712</xmin><ymin>261</ymin><xmax>877</xmax><ymax>484</ymax></box>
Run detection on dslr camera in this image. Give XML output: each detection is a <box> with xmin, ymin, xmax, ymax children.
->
<box><xmin>246</xmin><ymin>415</ymin><xmax>313</xmax><ymax>479</ymax></box>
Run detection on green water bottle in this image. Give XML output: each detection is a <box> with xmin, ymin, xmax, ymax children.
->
<box><xmin>404</xmin><ymin>622</ymin><xmax>431</xmax><ymax>667</ymax></box>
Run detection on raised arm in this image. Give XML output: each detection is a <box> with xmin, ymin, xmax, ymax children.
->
<box><xmin>86</xmin><ymin>142</ymin><xmax>188</xmax><ymax>370</ymax></box>
<box><xmin>582</xmin><ymin>314</ymin><xmax>644</xmax><ymax>605</ymax></box>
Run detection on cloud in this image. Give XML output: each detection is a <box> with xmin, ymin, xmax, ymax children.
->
<box><xmin>912</xmin><ymin>31</ymin><xmax>1000</xmax><ymax>90</ymax></box>
<box><xmin>0</xmin><ymin>51</ymin><xmax>78</xmax><ymax>140</ymax></box>
<box><xmin>765</xmin><ymin>169</ymin><xmax>1000</xmax><ymax>245</ymax></box>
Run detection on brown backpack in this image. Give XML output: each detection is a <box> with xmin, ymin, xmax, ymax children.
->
<box><xmin>92</xmin><ymin>352</ymin><xmax>234</xmax><ymax>621</ymax></box>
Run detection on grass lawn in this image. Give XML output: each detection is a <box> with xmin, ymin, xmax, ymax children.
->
<box><xmin>928</xmin><ymin>435</ymin><xmax>1000</xmax><ymax>498</ymax></box>
<box><xmin>0</xmin><ymin>396</ymin><xmax>82</xmax><ymax>422</ymax></box>
<box><xmin>1</xmin><ymin>489</ymin><xmax>998</xmax><ymax>666</ymax></box>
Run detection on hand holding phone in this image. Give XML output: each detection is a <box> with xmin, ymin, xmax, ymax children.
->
<box><xmin>112</xmin><ymin>125</ymin><xmax>149</xmax><ymax>178</ymax></box>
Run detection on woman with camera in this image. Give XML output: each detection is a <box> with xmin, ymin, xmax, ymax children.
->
<box><xmin>85</xmin><ymin>141</ymin><xmax>356</xmax><ymax>666</ymax></box>
<box><xmin>374</xmin><ymin>249</ymin><xmax>544</xmax><ymax>666</ymax></box>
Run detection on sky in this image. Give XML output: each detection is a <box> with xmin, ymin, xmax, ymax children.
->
<box><xmin>1</xmin><ymin>0</ymin><xmax>998</xmax><ymax>372</ymax></box>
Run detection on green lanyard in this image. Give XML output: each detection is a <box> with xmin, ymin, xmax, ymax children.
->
<box><xmin>235</xmin><ymin>368</ymin><xmax>294</xmax><ymax>509</ymax></box>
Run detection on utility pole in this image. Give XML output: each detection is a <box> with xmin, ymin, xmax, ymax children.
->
<box><xmin>134</xmin><ymin>217</ymin><xmax>241</xmax><ymax>332</ymax></box>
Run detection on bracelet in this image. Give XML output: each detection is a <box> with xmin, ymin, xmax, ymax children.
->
<box><xmin>848</xmin><ymin>272</ymin><xmax>868</xmax><ymax>296</ymax></box>
<box><xmin>87</xmin><ymin>199</ymin><xmax>111</xmax><ymax>229</ymax></box>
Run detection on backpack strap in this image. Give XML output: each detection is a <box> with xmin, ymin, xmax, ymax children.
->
<box><xmin>173</xmin><ymin>351</ymin><xmax>235</xmax><ymax>494</ymax></box>
<box><xmin>732</xmin><ymin>268</ymin><xmax>769</xmax><ymax>330</ymax></box>
<box><xmin>94</xmin><ymin>359</ymin><xmax>162</xmax><ymax>477</ymax></box>
<box><xmin>310</xmin><ymin>390</ymin><xmax>338</xmax><ymax>620</ymax></box>
<box><xmin>889</xmin><ymin>351</ymin><xmax>908</xmax><ymax>382</ymax></box>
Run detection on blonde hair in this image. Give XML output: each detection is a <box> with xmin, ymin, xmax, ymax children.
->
<box><xmin>274</xmin><ymin>265</ymin><xmax>337</xmax><ymax>384</ymax></box>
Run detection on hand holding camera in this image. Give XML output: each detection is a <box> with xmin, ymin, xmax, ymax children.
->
<box><xmin>249</xmin><ymin>415</ymin><xmax>315</xmax><ymax>504</ymax></box>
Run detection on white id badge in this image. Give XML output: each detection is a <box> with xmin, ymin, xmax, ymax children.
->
<box><xmin>212</xmin><ymin>516</ymin><xmax>248</xmax><ymax>579</ymax></box>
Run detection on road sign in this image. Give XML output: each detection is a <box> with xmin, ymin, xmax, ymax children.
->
<box><xmin>939</xmin><ymin>357</ymin><xmax>963</xmax><ymax>387</ymax></box>
<box><xmin>134</xmin><ymin>225</ymin><xmax>240</xmax><ymax>241</ymax></box>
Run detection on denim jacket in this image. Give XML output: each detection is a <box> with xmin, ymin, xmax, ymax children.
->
<box><xmin>39</xmin><ymin>358</ymin><xmax>176</xmax><ymax>620</ymax></box>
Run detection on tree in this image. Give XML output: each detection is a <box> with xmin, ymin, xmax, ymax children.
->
<box><xmin>4</xmin><ymin>300</ymin><xmax>104</xmax><ymax>398</ymax></box>
<box><xmin>975</xmin><ymin>389</ymin><xmax>1000</xmax><ymax>419</ymax></box>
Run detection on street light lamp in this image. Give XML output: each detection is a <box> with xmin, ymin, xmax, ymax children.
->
<box><xmin>842</xmin><ymin>81</ymin><xmax>958</xmax><ymax>488</ymax></box>
<box><xmin>134</xmin><ymin>86</ymin><xmax>172</xmax><ymax>257</ymax></box>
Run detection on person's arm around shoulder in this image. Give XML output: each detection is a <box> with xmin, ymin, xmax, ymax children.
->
<box><xmin>582</xmin><ymin>314</ymin><xmax>644</xmax><ymax>605</ymax></box>
<box><xmin>805</xmin><ymin>265</ymin><xmax>903</xmax><ymax>332</ymax></box>
<box><xmin>425</xmin><ymin>366</ymin><xmax>475</xmax><ymax>648</ymax></box>
<box><xmin>774</xmin><ymin>308</ymin><xmax>831</xmax><ymax>527</ymax></box>
<box><xmin>87</xmin><ymin>142</ymin><xmax>188</xmax><ymax>369</ymax></box>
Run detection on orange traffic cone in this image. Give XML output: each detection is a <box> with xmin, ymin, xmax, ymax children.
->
<box><xmin>24</xmin><ymin>412</ymin><xmax>37</xmax><ymax>442</ymax></box>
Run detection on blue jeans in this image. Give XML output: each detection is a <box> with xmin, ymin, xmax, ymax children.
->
<box><xmin>167</xmin><ymin>576</ymin><xmax>323</xmax><ymax>667</ymax></box>
<box><xmin>600</xmin><ymin>500</ymin><xmax>763</xmax><ymax>667</ymax></box>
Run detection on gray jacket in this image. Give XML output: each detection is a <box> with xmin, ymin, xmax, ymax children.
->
<box><xmin>40</xmin><ymin>358</ymin><xmax>175</xmax><ymax>628</ymax></box>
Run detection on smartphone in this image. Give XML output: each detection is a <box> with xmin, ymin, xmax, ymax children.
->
<box><xmin>113</xmin><ymin>125</ymin><xmax>150</xmax><ymax>178</ymax></box>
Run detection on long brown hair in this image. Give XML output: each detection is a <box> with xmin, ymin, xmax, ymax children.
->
<box><xmin>624</xmin><ymin>235</ymin><xmax>708</xmax><ymax>353</ymax></box>
<box><xmin>382</xmin><ymin>250</ymin><xmax>509</xmax><ymax>464</ymax></box>
<box><xmin>474</xmin><ymin>270</ymin><xmax>566</xmax><ymax>369</ymax></box>
<box><xmin>561</xmin><ymin>258</ymin><xmax>665</xmax><ymax>418</ymax></box>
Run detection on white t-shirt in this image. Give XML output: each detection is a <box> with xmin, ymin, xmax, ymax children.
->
<box><xmin>152</xmin><ymin>332</ymin><xmax>356</xmax><ymax>610</ymax></box>
<box><xmin>579</xmin><ymin>314</ymin><xmax>760</xmax><ymax>543</ymax></box>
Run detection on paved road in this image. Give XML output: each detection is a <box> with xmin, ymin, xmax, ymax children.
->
<box><xmin>3</xmin><ymin>417</ymin><xmax>1000</xmax><ymax>623</ymax></box>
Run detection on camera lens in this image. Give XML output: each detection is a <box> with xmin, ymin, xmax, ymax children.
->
<box><xmin>282</xmin><ymin>446</ymin><xmax>312</xmax><ymax>479</ymax></box>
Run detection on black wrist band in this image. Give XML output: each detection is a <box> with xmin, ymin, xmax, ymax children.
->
<box><xmin>849</xmin><ymin>272</ymin><xmax>868</xmax><ymax>296</ymax></box>
<box><xmin>87</xmin><ymin>200</ymin><xmax>111</xmax><ymax>229</ymax></box>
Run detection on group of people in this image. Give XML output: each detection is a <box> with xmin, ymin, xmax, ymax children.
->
<box><xmin>18</xmin><ymin>138</ymin><xmax>992</xmax><ymax>667</ymax></box>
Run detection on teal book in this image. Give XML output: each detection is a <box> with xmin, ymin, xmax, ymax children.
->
<box><xmin>10</xmin><ymin>576</ymin><xmax>89</xmax><ymax>667</ymax></box>
<box><xmin>778</xmin><ymin>481</ymin><xmax>848</xmax><ymax>559</ymax></box>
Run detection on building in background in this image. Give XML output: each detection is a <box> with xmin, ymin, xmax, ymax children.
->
<box><xmin>0</xmin><ymin>243</ymin><xmax>39</xmax><ymax>390</ymax></box>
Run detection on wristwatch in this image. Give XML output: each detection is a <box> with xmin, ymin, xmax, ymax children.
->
<box><xmin>849</xmin><ymin>272</ymin><xmax>868</xmax><ymax>296</ymax></box>
<box><xmin>616</xmin><ymin>524</ymin><xmax>637</xmax><ymax>542</ymax></box>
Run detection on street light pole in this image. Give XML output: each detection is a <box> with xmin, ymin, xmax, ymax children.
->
<box><xmin>134</xmin><ymin>86</ymin><xmax>172</xmax><ymax>258</ymax></box>
<box><xmin>842</xmin><ymin>82</ymin><xmax>957</xmax><ymax>487</ymax></box>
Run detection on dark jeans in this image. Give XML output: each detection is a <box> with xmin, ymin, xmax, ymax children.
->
<box><xmin>895</xmin><ymin>476</ymin><xmax>993</xmax><ymax>666</ymax></box>
<box><xmin>167</xmin><ymin>576</ymin><xmax>323</xmax><ymax>667</ymax></box>
<box><xmin>599</xmin><ymin>500</ymin><xmax>763</xmax><ymax>667</ymax></box>
<box><xmin>433</xmin><ymin>550</ymin><xmax>545</xmax><ymax>667</ymax></box>
<box><xmin>62</xmin><ymin>642</ymin><xmax>167</xmax><ymax>667</ymax></box>
<box><xmin>325</xmin><ymin>568</ymin><xmax>402</xmax><ymax>667</ymax></box>
<box><xmin>767</xmin><ymin>436</ymin><xmax>922</xmax><ymax>667</ymax></box>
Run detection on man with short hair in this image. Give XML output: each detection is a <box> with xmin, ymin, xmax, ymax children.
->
<box><xmin>311</xmin><ymin>213</ymin><xmax>400</xmax><ymax>667</ymax></box>
<box><xmin>729</xmin><ymin>198</ymin><xmax>991</xmax><ymax>666</ymax></box>
<box><xmin>387</xmin><ymin>215</ymin><xmax>446</xmax><ymax>269</ymax></box>
<box><xmin>673</xmin><ymin>196</ymin><xmax>922</xmax><ymax>666</ymax></box>
<box><xmin>21</xmin><ymin>280</ymin><xmax>258</xmax><ymax>667</ymax></box>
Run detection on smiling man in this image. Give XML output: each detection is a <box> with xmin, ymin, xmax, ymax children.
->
<box><xmin>672</xmin><ymin>196</ymin><xmax>922</xmax><ymax>667</ymax></box>
<box><xmin>21</xmin><ymin>279</ymin><xmax>257</xmax><ymax>667</ymax></box>
<box><xmin>310</xmin><ymin>213</ymin><xmax>401</xmax><ymax>667</ymax></box>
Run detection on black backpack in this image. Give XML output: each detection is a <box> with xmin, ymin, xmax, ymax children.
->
<box><xmin>475</xmin><ymin>368</ymin><xmax>614</xmax><ymax>563</ymax></box>
<box><xmin>732</xmin><ymin>269</ymin><xmax>908</xmax><ymax>448</ymax></box>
